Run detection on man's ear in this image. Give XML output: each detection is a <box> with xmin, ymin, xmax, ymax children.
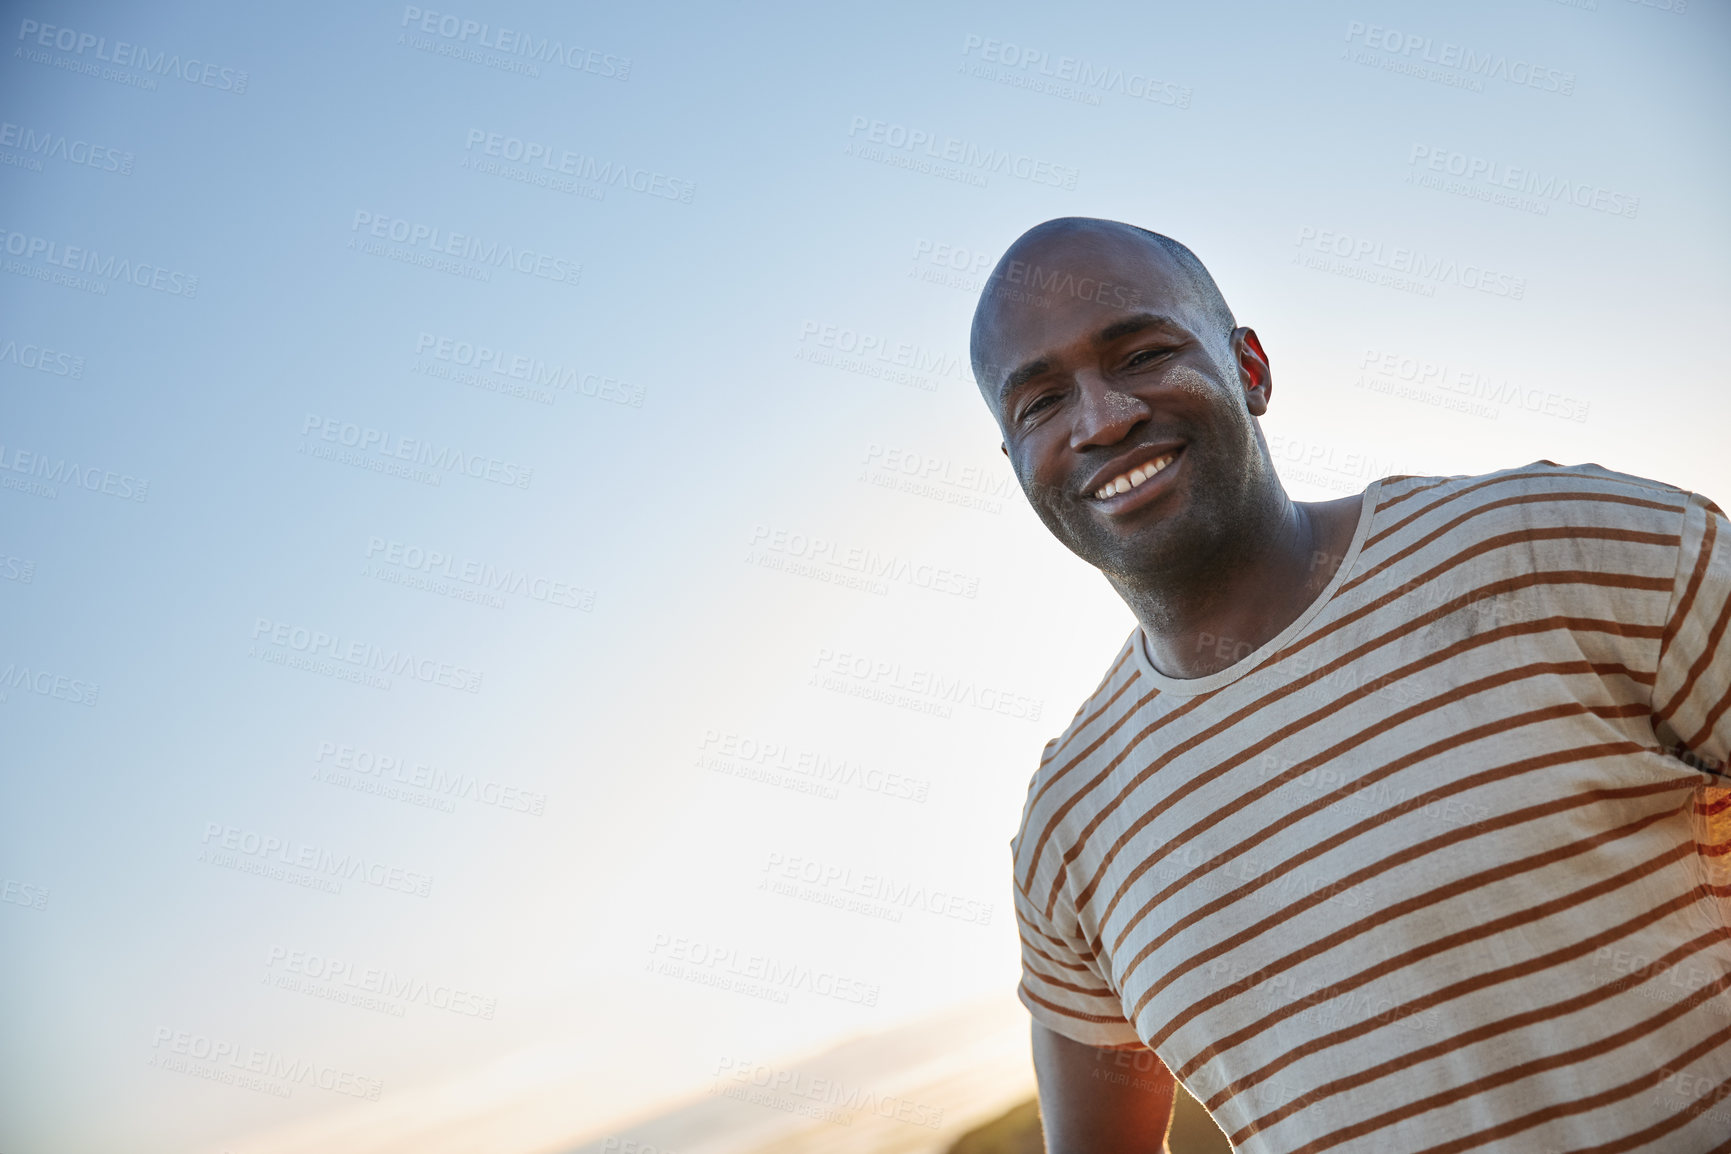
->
<box><xmin>1234</xmin><ymin>327</ymin><xmax>1272</xmax><ymax>416</ymax></box>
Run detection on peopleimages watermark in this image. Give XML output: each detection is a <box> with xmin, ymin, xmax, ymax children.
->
<box><xmin>299</xmin><ymin>413</ymin><xmax>534</xmax><ymax>490</ymax></box>
<box><xmin>249</xmin><ymin>616</ymin><xmax>484</xmax><ymax>694</ymax></box>
<box><xmin>314</xmin><ymin>739</ymin><xmax>548</xmax><ymax>816</ymax></box>
<box><xmin>697</xmin><ymin>727</ymin><xmax>931</xmax><ymax>804</ymax></box>
<box><xmin>795</xmin><ymin>320</ymin><xmax>970</xmax><ymax>394</ymax></box>
<box><xmin>264</xmin><ymin>945</ymin><xmax>498</xmax><ymax>1020</ymax></box>
<box><xmin>461</xmin><ymin>129</ymin><xmax>693</xmax><ymax>204</ymax></box>
<box><xmin>860</xmin><ymin>441</ymin><xmax>1015</xmax><ymax>516</ymax></box>
<box><xmin>747</xmin><ymin>524</ymin><xmax>980</xmax><ymax>599</ymax></box>
<box><xmin>2</xmin><ymin>875</ymin><xmax>50</xmax><ymax>911</ymax></box>
<box><xmin>647</xmin><ymin>933</ymin><xmax>881</xmax><ymax>1007</ymax></box>
<box><xmin>198</xmin><ymin>821</ymin><xmax>435</xmax><ymax>898</ymax></box>
<box><xmin>0</xmin><ymin>227</ymin><xmax>198</xmax><ymax>297</ymax></box>
<box><xmin>711</xmin><ymin>1057</ymin><xmax>947</xmax><ymax>1130</ymax></box>
<box><xmin>0</xmin><ymin>120</ymin><xmax>132</xmax><ymax>176</ymax></box>
<box><xmin>0</xmin><ymin>336</ymin><xmax>84</xmax><ymax>379</ymax></box>
<box><xmin>1198</xmin><ymin>956</ymin><xmax>1441</xmax><ymax>1041</ymax></box>
<box><xmin>809</xmin><ymin>647</ymin><xmax>1044</xmax><ymax>723</ymax></box>
<box><xmin>15</xmin><ymin>18</ymin><xmax>249</xmax><ymax>93</ymax></box>
<box><xmin>148</xmin><ymin>1027</ymin><xmax>381</xmax><ymax>1102</ymax></box>
<box><xmin>1265</xmin><ymin>432</ymin><xmax>1403</xmax><ymax>498</ymax></box>
<box><xmin>0</xmin><ymin>549</ymin><xmax>35</xmax><ymax>584</ymax></box>
<box><xmin>994</xmin><ymin>256</ymin><xmax>1143</xmax><ymax>312</ymax></box>
<box><xmin>760</xmin><ymin>851</ymin><xmax>994</xmax><ymax>926</ymax></box>
<box><xmin>845</xmin><ymin>115</ymin><xmax>1079</xmax><ymax>190</ymax></box>
<box><xmin>1341</xmin><ymin>21</ymin><xmax>1575</xmax><ymax>96</ymax></box>
<box><xmin>364</xmin><ymin>536</ymin><xmax>594</xmax><ymax>612</ymax></box>
<box><xmin>198</xmin><ymin>820</ymin><xmax>432</xmax><ymax>899</ymax></box>
<box><xmin>0</xmin><ymin>660</ymin><xmax>99</xmax><ymax>707</ymax></box>
<box><xmin>958</xmin><ymin>34</ymin><xmax>1191</xmax><ymax>110</ymax></box>
<box><xmin>398</xmin><ymin>7</ymin><xmax>630</xmax><ymax>80</ymax></box>
<box><xmin>348</xmin><ymin>211</ymin><xmax>580</xmax><ymax>288</ymax></box>
<box><xmin>413</xmin><ymin>331</ymin><xmax>644</xmax><ymax>408</ymax></box>
<box><xmin>1293</xmin><ymin>226</ymin><xmax>1527</xmax><ymax>301</ymax></box>
<box><xmin>907</xmin><ymin>237</ymin><xmax>991</xmax><ymax>295</ymax></box>
<box><xmin>1406</xmin><ymin>145</ymin><xmax>1639</xmax><ymax>219</ymax></box>
<box><xmin>1355</xmin><ymin>346</ymin><xmax>1591</xmax><ymax>424</ymax></box>
<box><xmin>0</xmin><ymin>443</ymin><xmax>149</xmax><ymax>503</ymax></box>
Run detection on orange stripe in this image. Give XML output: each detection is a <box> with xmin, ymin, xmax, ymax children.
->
<box><xmin>1660</xmin><ymin>519</ymin><xmax>1731</xmax><ymax>740</ymax></box>
<box><xmin>1021</xmin><ymin>962</ymin><xmax>1115</xmax><ymax>999</ymax></box>
<box><xmin>1050</xmin><ymin>587</ymin><xmax>1666</xmax><ymax>920</ymax></box>
<box><xmin>1103</xmin><ymin>695</ymin><xmax>1650</xmax><ymax>964</ymax></box>
<box><xmin>1018</xmin><ymin>935</ymin><xmax>1094</xmax><ymax>974</ymax></box>
<box><xmin>1032</xmin><ymin>562</ymin><xmax>1667</xmax><ymax>918</ymax></box>
<box><xmin>1227</xmin><ymin>926</ymin><xmax>1731</xmax><ymax>1144</ymax></box>
<box><xmin>1014</xmin><ymin>906</ymin><xmax>1092</xmax><ymax>958</ymax></box>
<box><xmin>1020</xmin><ymin>689</ymin><xmax>1214</xmax><ymax>902</ymax></box>
<box><xmin>1087</xmin><ymin>660</ymin><xmax>1646</xmax><ymax>933</ymax></box>
<box><xmin>1038</xmin><ymin>641</ymin><xmax>1138</xmax><ymax>769</ymax></box>
<box><xmin>1372</xmin><ymin>473</ymin><xmax>1456</xmax><ymax>514</ymax></box>
<box><xmin>1164</xmin><ymin>841</ymin><xmax>1696</xmax><ymax>1071</ymax></box>
<box><xmin>1563</xmin><ymin>1073</ymin><xmax>1731</xmax><ymax>1154</ymax></box>
<box><xmin>1367</xmin><ymin>468</ymin><xmax>1559</xmax><ymax>527</ymax></box>
<box><xmin>1020</xmin><ymin>982</ymin><xmax>1134</xmax><ymax>1025</ymax></box>
<box><xmin>1122</xmin><ymin>774</ymin><xmax>1683</xmax><ymax>1026</ymax></box>
<box><xmin>1283</xmin><ymin>972</ymin><xmax>1731</xmax><ymax>1153</ymax></box>
<box><xmin>1691</xmin><ymin>685</ymin><xmax>1731</xmax><ymax>765</ymax></box>
<box><xmin>1397</xmin><ymin>1012</ymin><xmax>1731</xmax><ymax>1154</ymax></box>
<box><xmin>1657</xmin><ymin>507</ymin><xmax>1715</xmax><ymax>672</ymax></box>
<box><xmin>1021</xmin><ymin>523</ymin><xmax>1512</xmax><ymax>896</ymax></box>
<box><xmin>1022</xmin><ymin>679</ymin><xmax>1160</xmax><ymax>847</ymax></box>
<box><xmin>1347</xmin><ymin>518</ymin><xmax>1676</xmax><ymax>603</ymax></box>
<box><xmin>1363</xmin><ymin>479</ymin><xmax>1680</xmax><ymax>554</ymax></box>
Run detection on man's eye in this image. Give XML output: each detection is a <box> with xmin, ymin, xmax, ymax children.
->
<box><xmin>1126</xmin><ymin>348</ymin><xmax>1167</xmax><ymax>368</ymax></box>
<box><xmin>1021</xmin><ymin>395</ymin><xmax>1058</xmax><ymax>419</ymax></box>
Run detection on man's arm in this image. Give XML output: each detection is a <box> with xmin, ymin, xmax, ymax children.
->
<box><xmin>1032</xmin><ymin>1019</ymin><xmax>1177</xmax><ymax>1153</ymax></box>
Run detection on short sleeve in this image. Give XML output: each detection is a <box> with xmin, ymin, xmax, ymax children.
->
<box><xmin>1012</xmin><ymin>884</ymin><xmax>1145</xmax><ymax>1048</ymax></box>
<box><xmin>1652</xmin><ymin>491</ymin><xmax>1731</xmax><ymax>780</ymax></box>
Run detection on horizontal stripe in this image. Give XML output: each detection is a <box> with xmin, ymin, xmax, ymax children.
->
<box><xmin>1290</xmin><ymin>970</ymin><xmax>1731</xmax><ymax>1153</ymax></box>
<box><xmin>1102</xmin><ymin>691</ymin><xmax>1652</xmax><ymax>960</ymax></box>
<box><xmin>1008</xmin><ymin>463</ymin><xmax>1728</xmax><ymax>1152</ymax></box>
<box><xmin>1229</xmin><ymin>927</ymin><xmax>1731</xmax><ymax>1144</ymax></box>
<box><xmin>1165</xmin><ymin>833</ymin><xmax>1697</xmax><ymax>1069</ymax></box>
<box><xmin>1403</xmin><ymin>1001</ymin><xmax>1731</xmax><ymax>1154</ymax></box>
<box><xmin>1051</xmin><ymin>596</ymin><xmax>1666</xmax><ymax>918</ymax></box>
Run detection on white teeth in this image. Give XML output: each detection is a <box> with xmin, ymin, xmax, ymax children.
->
<box><xmin>1093</xmin><ymin>452</ymin><xmax>1176</xmax><ymax>500</ymax></box>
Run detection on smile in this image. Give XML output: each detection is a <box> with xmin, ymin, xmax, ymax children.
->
<box><xmin>1091</xmin><ymin>450</ymin><xmax>1179</xmax><ymax>501</ymax></box>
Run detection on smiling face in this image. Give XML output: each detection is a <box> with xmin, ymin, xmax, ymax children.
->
<box><xmin>971</xmin><ymin>220</ymin><xmax>1281</xmax><ymax>587</ymax></box>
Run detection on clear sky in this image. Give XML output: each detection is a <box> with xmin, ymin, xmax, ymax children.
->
<box><xmin>1</xmin><ymin>0</ymin><xmax>1726</xmax><ymax>1150</ymax></box>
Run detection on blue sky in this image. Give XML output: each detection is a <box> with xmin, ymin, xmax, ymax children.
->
<box><xmin>1</xmin><ymin>1</ymin><xmax>1725</xmax><ymax>1150</ymax></box>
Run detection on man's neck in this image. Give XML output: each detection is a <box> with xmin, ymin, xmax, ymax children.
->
<box><xmin>1116</xmin><ymin>491</ymin><xmax>1366</xmax><ymax>680</ymax></box>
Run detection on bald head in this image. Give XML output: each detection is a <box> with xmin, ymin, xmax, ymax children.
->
<box><xmin>969</xmin><ymin>218</ymin><xmax>1234</xmax><ymax>394</ymax></box>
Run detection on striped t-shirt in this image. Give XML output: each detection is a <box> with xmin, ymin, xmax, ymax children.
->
<box><xmin>1012</xmin><ymin>461</ymin><xmax>1731</xmax><ymax>1153</ymax></box>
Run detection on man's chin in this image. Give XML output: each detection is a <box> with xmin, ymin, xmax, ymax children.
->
<box><xmin>1066</xmin><ymin>527</ymin><xmax>1186</xmax><ymax>584</ymax></box>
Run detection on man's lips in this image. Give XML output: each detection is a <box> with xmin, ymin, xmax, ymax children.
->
<box><xmin>1082</xmin><ymin>444</ymin><xmax>1185</xmax><ymax>501</ymax></box>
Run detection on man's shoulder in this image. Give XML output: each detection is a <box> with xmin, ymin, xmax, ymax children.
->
<box><xmin>1372</xmin><ymin>459</ymin><xmax>1693</xmax><ymax>532</ymax></box>
<box><xmin>1012</xmin><ymin>632</ymin><xmax>1145</xmax><ymax>851</ymax></box>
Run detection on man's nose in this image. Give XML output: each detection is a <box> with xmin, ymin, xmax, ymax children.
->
<box><xmin>1071</xmin><ymin>376</ymin><xmax>1150</xmax><ymax>449</ymax></box>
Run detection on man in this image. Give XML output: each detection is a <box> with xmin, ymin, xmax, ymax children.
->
<box><xmin>969</xmin><ymin>217</ymin><xmax>1731</xmax><ymax>1153</ymax></box>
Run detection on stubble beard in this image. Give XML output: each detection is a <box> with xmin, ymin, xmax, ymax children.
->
<box><xmin>1033</xmin><ymin>412</ymin><xmax>1280</xmax><ymax>630</ymax></box>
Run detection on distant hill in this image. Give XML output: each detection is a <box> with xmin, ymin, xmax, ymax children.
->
<box><xmin>945</xmin><ymin>1087</ymin><xmax>1231</xmax><ymax>1154</ymax></box>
